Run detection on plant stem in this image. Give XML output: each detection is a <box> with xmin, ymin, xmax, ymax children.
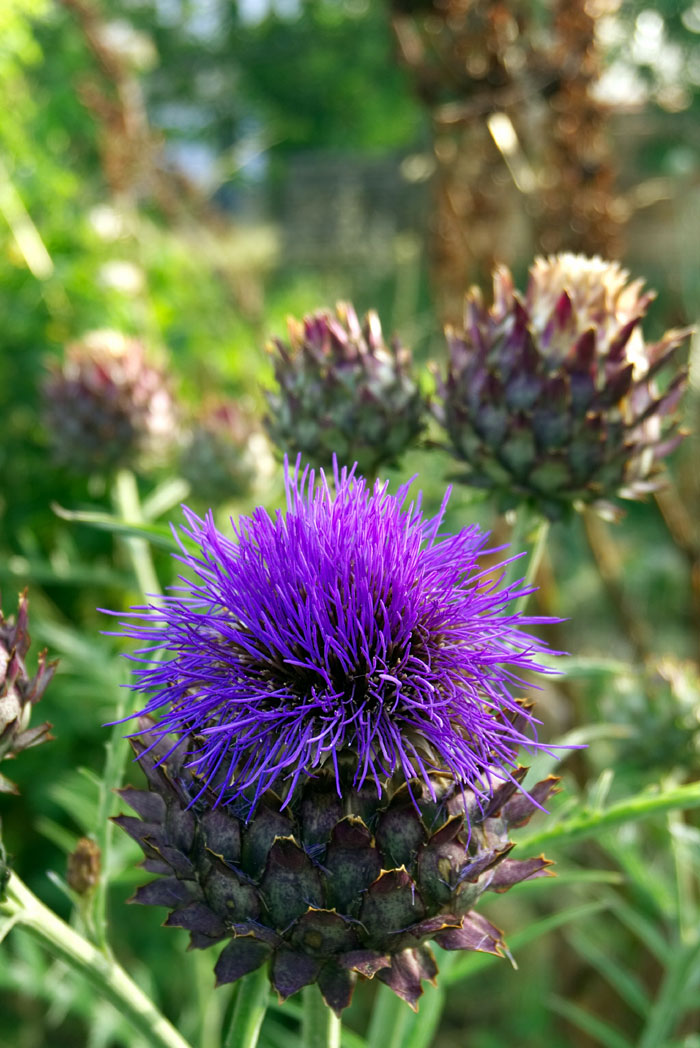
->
<box><xmin>90</xmin><ymin>666</ymin><xmax>130</xmax><ymax>955</ymax></box>
<box><xmin>518</xmin><ymin>780</ymin><xmax>700</xmax><ymax>853</ymax></box>
<box><xmin>223</xmin><ymin>966</ymin><xmax>270</xmax><ymax>1048</ymax></box>
<box><xmin>582</xmin><ymin>508</ymin><xmax>651</xmax><ymax>664</ymax></box>
<box><xmin>654</xmin><ymin>484</ymin><xmax>700</xmax><ymax>664</ymax></box>
<box><xmin>301</xmin><ymin>985</ymin><xmax>341</xmax><ymax>1048</ymax></box>
<box><xmin>515</xmin><ymin>516</ymin><xmax>550</xmax><ymax>615</ymax></box>
<box><xmin>1</xmin><ymin>872</ymin><xmax>192</xmax><ymax>1048</ymax></box>
<box><xmin>502</xmin><ymin>507</ymin><xmax>549</xmax><ymax>609</ymax></box>
<box><xmin>502</xmin><ymin>507</ymin><xmax>531</xmax><ymax>591</ymax></box>
<box><xmin>112</xmin><ymin>469</ymin><xmax>162</xmax><ymax>598</ymax></box>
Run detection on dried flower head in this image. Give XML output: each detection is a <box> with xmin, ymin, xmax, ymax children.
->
<box><xmin>67</xmin><ymin>837</ymin><xmax>101</xmax><ymax>896</ymax></box>
<box><xmin>115</xmin><ymin>460</ymin><xmax>555</xmax><ymax>811</ymax></box>
<box><xmin>0</xmin><ymin>591</ymin><xmax>55</xmax><ymax>794</ymax></box>
<box><xmin>264</xmin><ymin>303</ymin><xmax>424</xmax><ymax>476</ymax></box>
<box><xmin>43</xmin><ymin>330</ymin><xmax>177</xmax><ymax>474</ymax></box>
<box><xmin>436</xmin><ymin>254</ymin><xmax>690</xmax><ymax>520</ymax></box>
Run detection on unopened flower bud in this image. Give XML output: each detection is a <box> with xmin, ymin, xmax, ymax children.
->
<box><xmin>67</xmin><ymin>838</ymin><xmax>101</xmax><ymax>896</ymax></box>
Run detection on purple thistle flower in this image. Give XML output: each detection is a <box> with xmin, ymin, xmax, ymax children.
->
<box><xmin>113</xmin><ymin>460</ymin><xmax>557</xmax><ymax>812</ymax></box>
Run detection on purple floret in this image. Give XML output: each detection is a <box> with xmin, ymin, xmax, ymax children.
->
<box><xmin>112</xmin><ymin>459</ymin><xmax>557</xmax><ymax>810</ymax></box>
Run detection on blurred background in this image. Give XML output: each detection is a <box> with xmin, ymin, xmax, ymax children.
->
<box><xmin>2</xmin><ymin>1</ymin><xmax>700</xmax><ymax>1046</ymax></box>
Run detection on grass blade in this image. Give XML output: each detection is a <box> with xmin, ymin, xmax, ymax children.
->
<box><xmin>549</xmin><ymin>995</ymin><xmax>633</xmax><ymax>1048</ymax></box>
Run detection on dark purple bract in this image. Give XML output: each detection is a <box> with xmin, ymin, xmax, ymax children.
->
<box><xmin>115</xmin><ymin>460</ymin><xmax>555</xmax><ymax>810</ymax></box>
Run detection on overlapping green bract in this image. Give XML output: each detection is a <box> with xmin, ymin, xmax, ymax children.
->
<box><xmin>118</xmin><ymin>719</ymin><xmax>556</xmax><ymax>1013</ymax></box>
<box><xmin>436</xmin><ymin>254</ymin><xmax>690</xmax><ymax>520</ymax></box>
<box><xmin>43</xmin><ymin>330</ymin><xmax>177</xmax><ymax>474</ymax></box>
<box><xmin>264</xmin><ymin>302</ymin><xmax>424</xmax><ymax>476</ymax></box>
<box><xmin>0</xmin><ymin>591</ymin><xmax>55</xmax><ymax>794</ymax></box>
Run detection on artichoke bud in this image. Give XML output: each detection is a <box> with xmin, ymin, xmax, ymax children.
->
<box><xmin>0</xmin><ymin>591</ymin><xmax>55</xmax><ymax>794</ymax></box>
<box><xmin>43</xmin><ymin>330</ymin><xmax>177</xmax><ymax>475</ymax></box>
<box><xmin>265</xmin><ymin>302</ymin><xmax>424</xmax><ymax>477</ymax></box>
<box><xmin>67</xmin><ymin>838</ymin><xmax>101</xmax><ymax>896</ymax></box>
<box><xmin>436</xmin><ymin>254</ymin><xmax>691</xmax><ymax>520</ymax></box>
<box><xmin>179</xmin><ymin>401</ymin><xmax>271</xmax><ymax>504</ymax></box>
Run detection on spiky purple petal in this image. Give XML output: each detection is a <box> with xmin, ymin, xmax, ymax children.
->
<box><xmin>111</xmin><ymin>460</ymin><xmax>557</xmax><ymax>811</ymax></box>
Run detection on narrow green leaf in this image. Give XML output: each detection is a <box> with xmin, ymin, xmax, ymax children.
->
<box><xmin>607</xmin><ymin>898</ymin><xmax>670</xmax><ymax>964</ymax></box>
<box><xmin>445</xmin><ymin>900</ymin><xmax>608</xmax><ymax>985</ymax></box>
<box><xmin>638</xmin><ymin>939</ymin><xmax>700</xmax><ymax>1048</ymax></box>
<box><xmin>367</xmin><ymin>984</ymin><xmax>410</xmax><ymax>1048</ymax></box>
<box><xmin>35</xmin><ymin>816</ymin><xmax>80</xmax><ymax>855</ymax></box>
<box><xmin>141</xmin><ymin>477</ymin><xmax>191</xmax><ymax>521</ymax></box>
<box><xmin>517</xmin><ymin>782</ymin><xmax>700</xmax><ymax>853</ymax></box>
<box><xmin>0</xmin><ymin>556</ymin><xmax>131</xmax><ymax>589</ymax></box>
<box><xmin>549</xmin><ymin>995</ymin><xmax>633</xmax><ymax>1048</ymax></box>
<box><xmin>600</xmin><ymin>833</ymin><xmax>673</xmax><ymax>920</ymax></box>
<box><xmin>403</xmin><ymin>981</ymin><xmax>446</xmax><ymax>1048</ymax></box>
<box><xmin>264</xmin><ymin>1019</ymin><xmax>367</xmax><ymax>1048</ymax></box>
<box><xmin>566</xmin><ymin>929</ymin><xmax>649</xmax><ymax>1017</ymax></box>
<box><xmin>52</xmin><ymin>504</ymin><xmax>181</xmax><ymax>552</ymax></box>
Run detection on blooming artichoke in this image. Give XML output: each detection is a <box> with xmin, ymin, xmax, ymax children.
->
<box><xmin>179</xmin><ymin>401</ymin><xmax>269</xmax><ymax>504</ymax></box>
<box><xmin>43</xmin><ymin>330</ymin><xmax>176</xmax><ymax>474</ymax></box>
<box><xmin>436</xmin><ymin>254</ymin><xmax>690</xmax><ymax>520</ymax></box>
<box><xmin>264</xmin><ymin>303</ymin><xmax>424</xmax><ymax>477</ymax></box>
<box><xmin>0</xmin><ymin>591</ymin><xmax>55</xmax><ymax>794</ymax></box>
<box><xmin>113</xmin><ymin>461</ymin><xmax>559</xmax><ymax>1010</ymax></box>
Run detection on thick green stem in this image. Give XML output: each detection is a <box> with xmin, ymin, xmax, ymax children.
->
<box><xmin>515</xmin><ymin>516</ymin><xmax>550</xmax><ymax>615</ymax></box>
<box><xmin>224</xmin><ymin>966</ymin><xmax>270</xmax><ymax>1048</ymax></box>
<box><xmin>502</xmin><ymin>507</ymin><xmax>550</xmax><ymax>613</ymax></box>
<box><xmin>113</xmin><ymin>469</ymin><xmax>162</xmax><ymax>598</ymax></box>
<box><xmin>501</xmin><ymin>508</ymin><xmax>531</xmax><ymax>591</ymax></box>
<box><xmin>1</xmin><ymin>872</ymin><xmax>192</xmax><ymax>1048</ymax></box>
<box><xmin>302</xmin><ymin>985</ymin><xmax>341</xmax><ymax>1048</ymax></box>
<box><xmin>90</xmin><ymin>670</ymin><xmax>130</xmax><ymax>954</ymax></box>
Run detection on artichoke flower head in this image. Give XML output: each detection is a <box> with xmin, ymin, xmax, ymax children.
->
<box><xmin>112</xmin><ymin>460</ymin><xmax>561</xmax><ymax>1013</ymax></box>
<box><xmin>438</xmin><ymin>253</ymin><xmax>690</xmax><ymax>520</ymax></box>
<box><xmin>265</xmin><ymin>303</ymin><xmax>424</xmax><ymax>477</ymax></box>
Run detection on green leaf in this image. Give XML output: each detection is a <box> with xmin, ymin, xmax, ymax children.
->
<box><xmin>445</xmin><ymin>900</ymin><xmax>608</xmax><ymax>985</ymax></box>
<box><xmin>517</xmin><ymin>782</ymin><xmax>700</xmax><ymax>853</ymax></box>
<box><xmin>0</xmin><ymin>555</ymin><xmax>131</xmax><ymax>589</ymax></box>
<box><xmin>52</xmin><ymin>504</ymin><xmax>181</xmax><ymax>552</ymax></box>
<box><xmin>638</xmin><ymin>939</ymin><xmax>700</xmax><ymax>1048</ymax></box>
<box><xmin>141</xmin><ymin>477</ymin><xmax>191</xmax><ymax>521</ymax></box>
<box><xmin>35</xmin><ymin>816</ymin><xmax>80</xmax><ymax>854</ymax></box>
<box><xmin>607</xmin><ymin>898</ymin><xmax>670</xmax><ymax>964</ymax></box>
<box><xmin>600</xmin><ymin>832</ymin><xmax>674</xmax><ymax>920</ymax></box>
<box><xmin>367</xmin><ymin>984</ymin><xmax>410</xmax><ymax>1048</ymax></box>
<box><xmin>566</xmin><ymin>928</ymin><xmax>649</xmax><ymax>1017</ymax></box>
<box><xmin>549</xmin><ymin>995</ymin><xmax>633</xmax><ymax>1048</ymax></box>
<box><xmin>403</xmin><ymin>980</ymin><xmax>446</xmax><ymax>1048</ymax></box>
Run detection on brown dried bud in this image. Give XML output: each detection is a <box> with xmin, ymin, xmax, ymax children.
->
<box><xmin>67</xmin><ymin>837</ymin><xmax>101</xmax><ymax>896</ymax></box>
